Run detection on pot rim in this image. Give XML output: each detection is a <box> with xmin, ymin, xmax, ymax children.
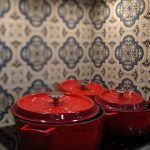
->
<box><xmin>11</xmin><ymin>92</ymin><xmax>100</xmax><ymax>124</ymax></box>
<box><xmin>98</xmin><ymin>101</ymin><xmax>150</xmax><ymax>113</ymax></box>
<box><xmin>59</xmin><ymin>79</ymin><xmax>105</xmax><ymax>96</ymax></box>
<box><xmin>95</xmin><ymin>89</ymin><xmax>148</xmax><ymax>111</ymax></box>
<box><xmin>14</xmin><ymin>106</ymin><xmax>105</xmax><ymax>125</ymax></box>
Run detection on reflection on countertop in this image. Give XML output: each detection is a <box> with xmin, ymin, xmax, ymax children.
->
<box><xmin>103</xmin><ymin>133</ymin><xmax>150</xmax><ymax>150</ymax></box>
<box><xmin>135</xmin><ymin>143</ymin><xmax>150</xmax><ymax>150</ymax></box>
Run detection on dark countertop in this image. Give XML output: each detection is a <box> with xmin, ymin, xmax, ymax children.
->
<box><xmin>0</xmin><ymin>125</ymin><xmax>150</xmax><ymax>150</ymax></box>
<box><xmin>102</xmin><ymin>133</ymin><xmax>150</xmax><ymax>150</ymax></box>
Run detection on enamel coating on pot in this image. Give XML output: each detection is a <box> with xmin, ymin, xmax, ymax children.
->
<box><xmin>96</xmin><ymin>90</ymin><xmax>148</xmax><ymax>111</ymax></box>
<box><xmin>104</xmin><ymin>105</ymin><xmax>150</xmax><ymax>136</ymax></box>
<box><xmin>57</xmin><ymin>80</ymin><xmax>105</xmax><ymax>100</ymax></box>
<box><xmin>95</xmin><ymin>91</ymin><xmax>150</xmax><ymax>136</ymax></box>
<box><xmin>15</xmin><ymin>109</ymin><xmax>104</xmax><ymax>150</ymax></box>
<box><xmin>11</xmin><ymin>92</ymin><xmax>99</xmax><ymax>124</ymax></box>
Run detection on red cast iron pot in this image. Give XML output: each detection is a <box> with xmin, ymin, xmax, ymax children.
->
<box><xmin>57</xmin><ymin>79</ymin><xmax>105</xmax><ymax>100</ymax></box>
<box><xmin>11</xmin><ymin>92</ymin><xmax>105</xmax><ymax>150</ymax></box>
<box><xmin>95</xmin><ymin>89</ymin><xmax>150</xmax><ymax>136</ymax></box>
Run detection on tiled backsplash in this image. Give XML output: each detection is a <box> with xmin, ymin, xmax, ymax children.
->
<box><xmin>0</xmin><ymin>0</ymin><xmax>149</xmax><ymax>127</ymax></box>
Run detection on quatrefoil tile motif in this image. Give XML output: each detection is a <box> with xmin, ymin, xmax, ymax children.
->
<box><xmin>117</xmin><ymin>78</ymin><xmax>140</xmax><ymax>94</ymax></box>
<box><xmin>21</xmin><ymin>36</ymin><xmax>52</xmax><ymax>71</ymax></box>
<box><xmin>89</xmin><ymin>37</ymin><xmax>109</xmax><ymax>67</ymax></box>
<box><xmin>58</xmin><ymin>0</ymin><xmax>83</xmax><ymax>29</ymax></box>
<box><xmin>0</xmin><ymin>0</ymin><xmax>10</xmax><ymax>18</ymax></box>
<box><xmin>59</xmin><ymin>37</ymin><xmax>83</xmax><ymax>68</ymax></box>
<box><xmin>19</xmin><ymin>0</ymin><xmax>51</xmax><ymax>27</ymax></box>
<box><xmin>24</xmin><ymin>79</ymin><xmax>52</xmax><ymax>95</ymax></box>
<box><xmin>115</xmin><ymin>35</ymin><xmax>144</xmax><ymax>71</ymax></box>
<box><xmin>89</xmin><ymin>1</ymin><xmax>110</xmax><ymax>29</ymax></box>
<box><xmin>116</xmin><ymin>0</ymin><xmax>145</xmax><ymax>27</ymax></box>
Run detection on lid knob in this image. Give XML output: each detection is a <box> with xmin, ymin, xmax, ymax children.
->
<box><xmin>78</xmin><ymin>79</ymin><xmax>89</xmax><ymax>90</ymax></box>
<box><xmin>48</xmin><ymin>92</ymin><xmax>65</xmax><ymax>105</ymax></box>
<box><xmin>117</xmin><ymin>88</ymin><xmax>126</xmax><ymax>97</ymax></box>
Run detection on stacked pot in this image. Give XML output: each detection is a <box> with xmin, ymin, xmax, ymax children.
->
<box><xmin>57</xmin><ymin>79</ymin><xmax>105</xmax><ymax>99</ymax></box>
<box><xmin>11</xmin><ymin>79</ymin><xmax>150</xmax><ymax>150</ymax></box>
<box><xmin>57</xmin><ymin>79</ymin><xmax>150</xmax><ymax>136</ymax></box>
<box><xmin>11</xmin><ymin>90</ymin><xmax>105</xmax><ymax>150</ymax></box>
<box><xmin>95</xmin><ymin>89</ymin><xmax>150</xmax><ymax>136</ymax></box>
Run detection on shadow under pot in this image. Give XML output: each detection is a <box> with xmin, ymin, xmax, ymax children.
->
<box><xmin>57</xmin><ymin>79</ymin><xmax>105</xmax><ymax>100</ymax></box>
<box><xmin>11</xmin><ymin>92</ymin><xmax>105</xmax><ymax>150</ymax></box>
<box><xmin>95</xmin><ymin>89</ymin><xmax>150</xmax><ymax>136</ymax></box>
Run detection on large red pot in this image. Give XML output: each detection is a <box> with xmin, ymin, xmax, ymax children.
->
<box><xmin>11</xmin><ymin>92</ymin><xmax>105</xmax><ymax>150</ymax></box>
<box><xmin>95</xmin><ymin>89</ymin><xmax>150</xmax><ymax>136</ymax></box>
<box><xmin>57</xmin><ymin>79</ymin><xmax>105</xmax><ymax>100</ymax></box>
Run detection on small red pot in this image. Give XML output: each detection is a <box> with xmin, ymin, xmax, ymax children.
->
<box><xmin>11</xmin><ymin>92</ymin><xmax>105</xmax><ymax>150</ymax></box>
<box><xmin>95</xmin><ymin>89</ymin><xmax>150</xmax><ymax>136</ymax></box>
<box><xmin>57</xmin><ymin>79</ymin><xmax>105</xmax><ymax>100</ymax></box>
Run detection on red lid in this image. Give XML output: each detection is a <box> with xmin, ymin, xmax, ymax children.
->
<box><xmin>59</xmin><ymin>80</ymin><xmax>105</xmax><ymax>97</ymax></box>
<box><xmin>95</xmin><ymin>89</ymin><xmax>148</xmax><ymax>111</ymax></box>
<box><xmin>11</xmin><ymin>92</ymin><xmax>99</xmax><ymax>124</ymax></box>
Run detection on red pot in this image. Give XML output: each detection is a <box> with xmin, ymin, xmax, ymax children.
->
<box><xmin>95</xmin><ymin>89</ymin><xmax>150</xmax><ymax>136</ymax></box>
<box><xmin>11</xmin><ymin>92</ymin><xmax>105</xmax><ymax>150</ymax></box>
<box><xmin>57</xmin><ymin>79</ymin><xmax>105</xmax><ymax>100</ymax></box>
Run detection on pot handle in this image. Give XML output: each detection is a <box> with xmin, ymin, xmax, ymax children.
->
<box><xmin>20</xmin><ymin>124</ymin><xmax>56</xmax><ymax>136</ymax></box>
<box><xmin>105</xmin><ymin>112</ymin><xmax>119</xmax><ymax>119</ymax></box>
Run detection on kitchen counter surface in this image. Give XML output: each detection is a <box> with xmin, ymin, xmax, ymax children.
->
<box><xmin>102</xmin><ymin>133</ymin><xmax>150</xmax><ymax>150</ymax></box>
<box><xmin>0</xmin><ymin>125</ymin><xmax>150</xmax><ymax>150</ymax></box>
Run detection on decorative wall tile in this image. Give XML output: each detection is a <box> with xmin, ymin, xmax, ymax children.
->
<box><xmin>0</xmin><ymin>19</ymin><xmax>26</xmax><ymax>44</ymax></box>
<box><xmin>19</xmin><ymin>0</ymin><xmax>51</xmax><ymax>27</ymax></box>
<box><xmin>115</xmin><ymin>35</ymin><xmax>144</xmax><ymax>71</ymax></box>
<box><xmin>21</xmin><ymin>36</ymin><xmax>52</xmax><ymax>71</ymax></box>
<box><xmin>117</xmin><ymin>78</ymin><xmax>141</xmax><ymax>94</ymax></box>
<box><xmin>104</xmin><ymin>19</ymin><xmax>120</xmax><ymax>45</ymax></box>
<box><xmin>24</xmin><ymin>79</ymin><xmax>52</xmax><ymax>95</ymax></box>
<box><xmin>61</xmin><ymin>67</ymin><xmax>80</xmax><ymax>80</ymax></box>
<box><xmin>89</xmin><ymin>37</ymin><xmax>109</xmax><ymax>67</ymax></box>
<box><xmin>58</xmin><ymin>0</ymin><xmax>83</xmax><ymax>29</ymax></box>
<box><xmin>0</xmin><ymin>0</ymin><xmax>10</xmax><ymax>18</ymax></box>
<box><xmin>0</xmin><ymin>42</ymin><xmax>12</xmax><ymax>71</ymax></box>
<box><xmin>79</xmin><ymin>26</ymin><xmax>92</xmax><ymax>43</ymax></box>
<box><xmin>5</xmin><ymin>66</ymin><xmax>28</xmax><ymax>89</ymax></box>
<box><xmin>141</xmin><ymin>85</ymin><xmax>150</xmax><ymax>100</ymax></box>
<box><xmin>104</xmin><ymin>62</ymin><xmax>119</xmax><ymax>83</ymax></box>
<box><xmin>90</xmin><ymin>0</ymin><xmax>110</xmax><ymax>30</ymax></box>
<box><xmin>46</xmin><ymin>66</ymin><xmax>64</xmax><ymax>85</ymax></box>
<box><xmin>47</xmin><ymin>24</ymin><xmax>62</xmax><ymax>44</ymax></box>
<box><xmin>139</xmin><ymin>61</ymin><xmax>149</xmax><ymax>84</ymax></box>
<box><xmin>78</xmin><ymin>63</ymin><xmax>93</xmax><ymax>80</ymax></box>
<box><xmin>116</xmin><ymin>0</ymin><xmax>145</xmax><ymax>27</ymax></box>
<box><xmin>92</xmin><ymin>74</ymin><xmax>108</xmax><ymax>89</ymax></box>
<box><xmin>59</xmin><ymin>37</ymin><xmax>83</xmax><ymax>69</ymax></box>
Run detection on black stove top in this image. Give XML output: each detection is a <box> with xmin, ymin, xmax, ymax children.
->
<box><xmin>102</xmin><ymin>133</ymin><xmax>150</xmax><ymax>150</ymax></box>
